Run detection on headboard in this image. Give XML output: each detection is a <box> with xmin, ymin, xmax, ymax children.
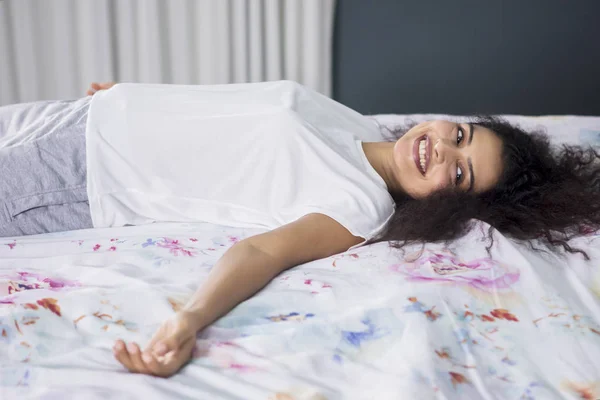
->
<box><xmin>332</xmin><ymin>1</ymin><xmax>600</xmax><ymax>116</ymax></box>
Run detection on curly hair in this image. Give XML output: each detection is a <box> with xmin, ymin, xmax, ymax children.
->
<box><xmin>377</xmin><ymin>116</ymin><xmax>600</xmax><ymax>259</ymax></box>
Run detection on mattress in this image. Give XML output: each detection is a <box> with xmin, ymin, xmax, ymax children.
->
<box><xmin>1</xmin><ymin>115</ymin><xmax>599</xmax><ymax>399</ymax></box>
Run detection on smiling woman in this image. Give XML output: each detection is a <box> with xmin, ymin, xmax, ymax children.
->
<box><xmin>377</xmin><ymin>115</ymin><xmax>600</xmax><ymax>259</ymax></box>
<box><xmin>0</xmin><ymin>80</ymin><xmax>598</xmax><ymax>377</ymax></box>
<box><xmin>382</xmin><ymin>121</ymin><xmax>504</xmax><ymax>197</ymax></box>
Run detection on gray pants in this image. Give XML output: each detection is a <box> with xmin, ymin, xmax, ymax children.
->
<box><xmin>0</xmin><ymin>97</ymin><xmax>93</xmax><ymax>237</ymax></box>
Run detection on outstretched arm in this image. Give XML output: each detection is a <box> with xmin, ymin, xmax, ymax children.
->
<box><xmin>113</xmin><ymin>213</ymin><xmax>362</xmax><ymax>377</ymax></box>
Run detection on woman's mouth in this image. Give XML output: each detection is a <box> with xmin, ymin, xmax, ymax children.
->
<box><xmin>413</xmin><ymin>135</ymin><xmax>430</xmax><ymax>175</ymax></box>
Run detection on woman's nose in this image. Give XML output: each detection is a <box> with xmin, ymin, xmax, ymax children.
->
<box><xmin>433</xmin><ymin>139</ymin><xmax>448</xmax><ymax>164</ymax></box>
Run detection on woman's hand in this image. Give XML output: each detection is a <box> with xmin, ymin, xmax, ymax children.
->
<box><xmin>113</xmin><ymin>310</ymin><xmax>202</xmax><ymax>377</ymax></box>
<box><xmin>86</xmin><ymin>81</ymin><xmax>116</xmax><ymax>96</ymax></box>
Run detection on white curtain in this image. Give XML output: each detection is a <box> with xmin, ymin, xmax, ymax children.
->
<box><xmin>0</xmin><ymin>0</ymin><xmax>336</xmax><ymax>106</ymax></box>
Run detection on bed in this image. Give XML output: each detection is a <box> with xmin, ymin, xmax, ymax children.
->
<box><xmin>1</xmin><ymin>114</ymin><xmax>599</xmax><ymax>399</ymax></box>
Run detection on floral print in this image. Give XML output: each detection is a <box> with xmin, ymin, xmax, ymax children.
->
<box><xmin>0</xmin><ymin>271</ymin><xmax>80</xmax><ymax>296</ymax></box>
<box><xmin>0</xmin><ymin>221</ymin><xmax>599</xmax><ymax>399</ymax></box>
<box><xmin>389</xmin><ymin>250</ymin><xmax>521</xmax><ymax>294</ymax></box>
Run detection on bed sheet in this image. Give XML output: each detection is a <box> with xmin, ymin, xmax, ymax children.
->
<box><xmin>1</xmin><ymin>115</ymin><xmax>600</xmax><ymax>400</ymax></box>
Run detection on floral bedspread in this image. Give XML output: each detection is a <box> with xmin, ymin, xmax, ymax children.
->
<box><xmin>1</xmin><ymin>220</ymin><xmax>599</xmax><ymax>400</ymax></box>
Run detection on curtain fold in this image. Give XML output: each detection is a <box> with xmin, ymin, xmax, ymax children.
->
<box><xmin>0</xmin><ymin>0</ymin><xmax>336</xmax><ymax>105</ymax></box>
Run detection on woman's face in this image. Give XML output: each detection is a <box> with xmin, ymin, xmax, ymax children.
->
<box><xmin>392</xmin><ymin>120</ymin><xmax>504</xmax><ymax>198</ymax></box>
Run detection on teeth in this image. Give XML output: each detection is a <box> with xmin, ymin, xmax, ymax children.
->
<box><xmin>418</xmin><ymin>139</ymin><xmax>427</xmax><ymax>172</ymax></box>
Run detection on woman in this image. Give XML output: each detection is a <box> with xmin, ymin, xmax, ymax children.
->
<box><xmin>1</xmin><ymin>80</ymin><xmax>598</xmax><ymax>377</ymax></box>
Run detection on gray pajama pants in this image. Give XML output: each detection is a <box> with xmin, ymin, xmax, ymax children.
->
<box><xmin>0</xmin><ymin>97</ymin><xmax>93</xmax><ymax>237</ymax></box>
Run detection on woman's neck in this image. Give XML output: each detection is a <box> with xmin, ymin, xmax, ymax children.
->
<box><xmin>361</xmin><ymin>142</ymin><xmax>402</xmax><ymax>194</ymax></box>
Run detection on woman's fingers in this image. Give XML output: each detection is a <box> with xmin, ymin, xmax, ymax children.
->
<box><xmin>113</xmin><ymin>341</ymin><xmax>155</xmax><ymax>374</ymax></box>
<box><xmin>151</xmin><ymin>330</ymin><xmax>187</xmax><ymax>357</ymax></box>
<box><xmin>114</xmin><ymin>337</ymin><xmax>195</xmax><ymax>376</ymax></box>
<box><xmin>86</xmin><ymin>82</ymin><xmax>113</xmax><ymax>96</ymax></box>
<box><xmin>141</xmin><ymin>351</ymin><xmax>164</xmax><ymax>376</ymax></box>
<box><xmin>127</xmin><ymin>343</ymin><xmax>151</xmax><ymax>374</ymax></box>
<box><xmin>143</xmin><ymin>327</ymin><xmax>165</xmax><ymax>354</ymax></box>
<box><xmin>113</xmin><ymin>340</ymin><xmax>135</xmax><ymax>370</ymax></box>
<box><xmin>152</xmin><ymin>317</ymin><xmax>197</xmax><ymax>356</ymax></box>
<box><xmin>156</xmin><ymin>337</ymin><xmax>195</xmax><ymax>376</ymax></box>
<box><xmin>87</xmin><ymin>83</ymin><xmax>99</xmax><ymax>96</ymax></box>
<box><xmin>114</xmin><ymin>311</ymin><xmax>201</xmax><ymax>376</ymax></box>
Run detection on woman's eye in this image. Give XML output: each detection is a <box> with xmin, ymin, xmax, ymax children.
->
<box><xmin>457</xmin><ymin>127</ymin><xmax>464</xmax><ymax>145</ymax></box>
<box><xmin>456</xmin><ymin>165</ymin><xmax>463</xmax><ymax>185</ymax></box>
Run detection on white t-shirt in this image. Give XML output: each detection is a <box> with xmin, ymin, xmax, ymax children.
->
<box><xmin>85</xmin><ymin>80</ymin><xmax>395</xmax><ymax>244</ymax></box>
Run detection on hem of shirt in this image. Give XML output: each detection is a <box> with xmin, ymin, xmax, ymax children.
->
<box><xmin>291</xmin><ymin>206</ymin><xmax>395</xmax><ymax>252</ymax></box>
<box><xmin>348</xmin><ymin>208</ymin><xmax>396</xmax><ymax>251</ymax></box>
<box><xmin>85</xmin><ymin>93</ymin><xmax>105</xmax><ymax>229</ymax></box>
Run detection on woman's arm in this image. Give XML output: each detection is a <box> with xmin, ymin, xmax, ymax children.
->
<box><xmin>113</xmin><ymin>213</ymin><xmax>362</xmax><ymax>376</ymax></box>
<box><xmin>185</xmin><ymin>213</ymin><xmax>362</xmax><ymax>322</ymax></box>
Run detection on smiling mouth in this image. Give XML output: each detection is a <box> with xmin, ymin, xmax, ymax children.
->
<box><xmin>413</xmin><ymin>135</ymin><xmax>430</xmax><ymax>175</ymax></box>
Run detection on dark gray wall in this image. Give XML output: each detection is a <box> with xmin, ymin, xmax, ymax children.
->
<box><xmin>333</xmin><ymin>1</ymin><xmax>600</xmax><ymax>115</ymax></box>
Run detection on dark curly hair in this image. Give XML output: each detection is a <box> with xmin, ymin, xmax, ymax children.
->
<box><xmin>376</xmin><ymin>116</ymin><xmax>600</xmax><ymax>259</ymax></box>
